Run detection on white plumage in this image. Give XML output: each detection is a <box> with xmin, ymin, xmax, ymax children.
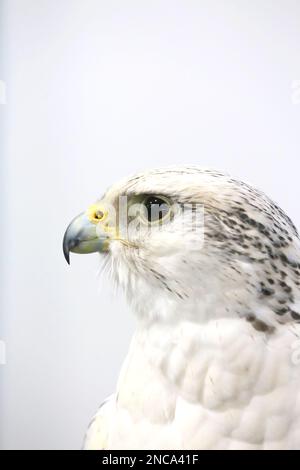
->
<box><xmin>64</xmin><ymin>166</ymin><xmax>300</xmax><ymax>449</ymax></box>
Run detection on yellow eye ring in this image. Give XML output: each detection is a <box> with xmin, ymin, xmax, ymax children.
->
<box><xmin>87</xmin><ymin>204</ymin><xmax>108</xmax><ymax>224</ymax></box>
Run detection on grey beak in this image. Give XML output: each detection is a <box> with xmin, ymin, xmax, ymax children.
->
<box><xmin>63</xmin><ymin>212</ymin><xmax>110</xmax><ymax>265</ymax></box>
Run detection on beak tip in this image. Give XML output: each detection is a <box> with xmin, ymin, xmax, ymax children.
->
<box><xmin>63</xmin><ymin>246</ymin><xmax>70</xmax><ymax>265</ymax></box>
<box><xmin>63</xmin><ymin>233</ymin><xmax>71</xmax><ymax>265</ymax></box>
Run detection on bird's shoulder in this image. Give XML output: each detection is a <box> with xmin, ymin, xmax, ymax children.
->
<box><xmin>83</xmin><ymin>394</ymin><xmax>116</xmax><ymax>450</ymax></box>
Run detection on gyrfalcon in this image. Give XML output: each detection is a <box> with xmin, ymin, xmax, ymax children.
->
<box><xmin>63</xmin><ymin>166</ymin><xmax>300</xmax><ymax>450</ymax></box>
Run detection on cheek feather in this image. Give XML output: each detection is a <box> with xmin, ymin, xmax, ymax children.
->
<box><xmin>102</xmin><ymin>166</ymin><xmax>300</xmax><ymax>329</ymax></box>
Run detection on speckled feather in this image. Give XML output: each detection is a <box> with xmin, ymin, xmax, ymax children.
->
<box><xmin>84</xmin><ymin>166</ymin><xmax>300</xmax><ymax>450</ymax></box>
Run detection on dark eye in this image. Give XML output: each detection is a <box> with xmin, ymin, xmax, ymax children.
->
<box><xmin>143</xmin><ymin>196</ymin><xmax>170</xmax><ymax>222</ymax></box>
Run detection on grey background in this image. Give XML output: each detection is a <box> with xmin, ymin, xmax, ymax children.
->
<box><xmin>0</xmin><ymin>0</ymin><xmax>300</xmax><ymax>449</ymax></box>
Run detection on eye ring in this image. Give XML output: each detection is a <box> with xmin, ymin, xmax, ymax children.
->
<box><xmin>141</xmin><ymin>195</ymin><xmax>171</xmax><ymax>224</ymax></box>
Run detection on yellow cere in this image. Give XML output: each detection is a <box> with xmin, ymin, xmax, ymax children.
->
<box><xmin>86</xmin><ymin>204</ymin><xmax>108</xmax><ymax>224</ymax></box>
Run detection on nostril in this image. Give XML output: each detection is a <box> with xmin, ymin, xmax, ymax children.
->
<box><xmin>95</xmin><ymin>210</ymin><xmax>104</xmax><ymax>220</ymax></box>
<box><xmin>87</xmin><ymin>204</ymin><xmax>107</xmax><ymax>223</ymax></box>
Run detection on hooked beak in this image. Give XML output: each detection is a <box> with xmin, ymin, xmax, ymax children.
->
<box><xmin>63</xmin><ymin>212</ymin><xmax>110</xmax><ymax>264</ymax></box>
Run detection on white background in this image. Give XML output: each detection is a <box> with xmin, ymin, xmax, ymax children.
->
<box><xmin>0</xmin><ymin>0</ymin><xmax>300</xmax><ymax>449</ymax></box>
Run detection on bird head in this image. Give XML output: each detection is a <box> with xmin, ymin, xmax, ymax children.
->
<box><xmin>63</xmin><ymin>166</ymin><xmax>300</xmax><ymax>326</ymax></box>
